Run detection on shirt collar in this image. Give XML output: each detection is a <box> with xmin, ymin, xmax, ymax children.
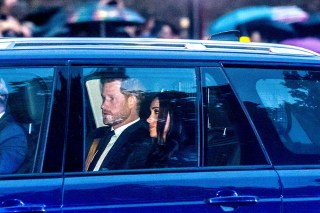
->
<box><xmin>112</xmin><ymin>118</ymin><xmax>140</xmax><ymax>137</ymax></box>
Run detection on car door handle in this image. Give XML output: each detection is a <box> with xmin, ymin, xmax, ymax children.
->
<box><xmin>207</xmin><ymin>195</ymin><xmax>259</xmax><ymax>205</ymax></box>
<box><xmin>206</xmin><ymin>190</ymin><xmax>258</xmax><ymax>206</ymax></box>
<box><xmin>0</xmin><ymin>199</ymin><xmax>46</xmax><ymax>212</ymax></box>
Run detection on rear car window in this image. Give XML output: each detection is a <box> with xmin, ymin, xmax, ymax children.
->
<box><xmin>225</xmin><ymin>67</ymin><xmax>320</xmax><ymax>165</ymax></box>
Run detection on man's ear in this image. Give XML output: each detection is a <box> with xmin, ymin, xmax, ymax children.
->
<box><xmin>128</xmin><ymin>95</ymin><xmax>137</xmax><ymax>108</ymax></box>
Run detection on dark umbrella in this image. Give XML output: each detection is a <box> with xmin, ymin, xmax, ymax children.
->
<box><xmin>25</xmin><ymin>7</ymin><xmax>69</xmax><ymax>37</ymax></box>
<box><xmin>243</xmin><ymin>19</ymin><xmax>297</xmax><ymax>42</ymax></box>
<box><xmin>68</xmin><ymin>3</ymin><xmax>145</xmax><ymax>37</ymax></box>
<box><xmin>281</xmin><ymin>37</ymin><xmax>320</xmax><ymax>53</ymax></box>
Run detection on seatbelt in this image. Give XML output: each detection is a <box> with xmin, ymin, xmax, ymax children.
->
<box><xmin>85</xmin><ymin>138</ymin><xmax>101</xmax><ymax>171</ymax></box>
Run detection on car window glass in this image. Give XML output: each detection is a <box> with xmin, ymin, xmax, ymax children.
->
<box><xmin>202</xmin><ymin>67</ymin><xmax>268</xmax><ymax>166</ymax></box>
<box><xmin>0</xmin><ymin>68</ymin><xmax>54</xmax><ymax>174</ymax></box>
<box><xmin>83</xmin><ymin>67</ymin><xmax>199</xmax><ymax>171</ymax></box>
<box><xmin>225</xmin><ymin>68</ymin><xmax>320</xmax><ymax>165</ymax></box>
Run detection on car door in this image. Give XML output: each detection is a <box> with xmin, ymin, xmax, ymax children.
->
<box><xmin>224</xmin><ymin>66</ymin><xmax>320</xmax><ymax>213</ymax></box>
<box><xmin>63</xmin><ymin>65</ymin><xmax>281</xmax><ymax>212</ymax></box>
<box><xmin>0</xmin><ymin>66</ymin><xmax>66</xmax><ymax>213</ymax></box>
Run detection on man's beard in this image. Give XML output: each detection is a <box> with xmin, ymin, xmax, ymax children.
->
<box><xmin>103</xmin><ymin>113</ymin><xmax>128</xmax><ymax>126</ymax></box>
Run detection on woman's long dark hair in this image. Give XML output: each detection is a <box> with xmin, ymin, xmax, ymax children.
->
<box><xmin>155</xmin><ymin>91</ymin><xmax>188</xmax><ymax>145</ymax></box>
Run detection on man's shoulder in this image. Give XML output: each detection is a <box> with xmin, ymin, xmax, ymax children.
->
<box><xmin>0</xmin><ymin>114</ymin><xmax>24</xmax><ymax>133</ymax></box>
<box><xmin>125</xmin><ymin>119</ymin><xmax>149</xmax><ymax>134</ymax></box>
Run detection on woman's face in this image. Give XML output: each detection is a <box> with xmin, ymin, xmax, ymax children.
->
<box><xmin>147</xmin><ymin>97</ymin><xmax>170</xmax><ymax>139</ymax></box>
<box><xmin>147</xmin><ymin>98</ymin><xmax>159</xmax><ymax>138</ymax></box>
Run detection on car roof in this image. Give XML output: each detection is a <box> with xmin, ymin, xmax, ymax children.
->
<box><xmin>0</xmin><ymin>37</ymin><xmax>319</xmax><ymax>64</ymax></box>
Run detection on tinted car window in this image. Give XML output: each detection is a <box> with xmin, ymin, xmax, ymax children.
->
<box><xmin>225</xmin><ymin>67</ymin><xmax>320</xmax><ymax>165</ymax></box>
<box><xmin>0</xmin><ymin>68</ymin><xmax>54</xmax><ymax>174</ymax></box>
<box><xmin>82</xmin><ymin>67</ymin><xmax>199</xmax><ymax>171</ymax></box>
<box><xmin>202</xmin><ymin>67</ymin><xmax>268</xmax><ymax>166</ymax></box>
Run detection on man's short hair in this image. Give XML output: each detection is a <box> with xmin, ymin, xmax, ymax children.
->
<box><xmin>98</xmin><ymin>67</ymin><xmax>145</xmax><ymax>108</ymax></box>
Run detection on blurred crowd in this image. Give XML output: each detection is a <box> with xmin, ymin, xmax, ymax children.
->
<box><xmin>0</xmin><ymin>0</ymin><xmax>184</xmax><ymax>39</ymax></box>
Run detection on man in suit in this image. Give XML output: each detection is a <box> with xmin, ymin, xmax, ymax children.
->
<box><xmin>0</xmin><ymin>78</ymin><xmax>27</xmax><ymax>174</ymax></box>
<box><xmin>85</xmin><ymin>74</ymin><xmax>153</xmax><ymax>171</ymax></box>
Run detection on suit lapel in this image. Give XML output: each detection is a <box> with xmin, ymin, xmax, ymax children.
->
<box><xmin>100</xmin><ymin>121</ymin><xmax>142</xmax><ymax>168</ymax></box>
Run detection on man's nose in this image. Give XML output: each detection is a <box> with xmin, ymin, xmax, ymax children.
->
<box><xmin>101</xmin><ymin>100</ymin><xmax>109</xmax><ymax>109</ymax></box>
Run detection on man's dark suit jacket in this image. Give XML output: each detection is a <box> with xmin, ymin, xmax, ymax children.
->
<box><xmin>87</xmin><ymin>120</ymin><xmax>153</xmax><ymax>171</ymax></box>
<box><xmin>0</xmin><ymin>113</ymin><xmax>27</xmax><ymax>174</ymax></box>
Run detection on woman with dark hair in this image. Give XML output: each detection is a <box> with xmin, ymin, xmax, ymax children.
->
<box><xmin>147</xmin><ymin>91</ymin><xmax>196</xmax><ymax>167</ymax></box>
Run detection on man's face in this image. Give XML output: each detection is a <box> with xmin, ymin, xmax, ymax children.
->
<box><xmin>101</xmin><ymin>80</ymin><xmax>132</xmax><ymax>128</ymax></box>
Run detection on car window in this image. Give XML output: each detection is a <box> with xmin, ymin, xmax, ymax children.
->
<box><xmin>201</xmin><ymin>67</ymin><xmax>268</xmax><ymax>166</ymax></box>
<box><xmin>83</xmin><ymin>67</ymin><xmax>199</xmax><ymax>171</ymax></box>
<box><xmin>225</xmin><ymin>67</ymin><xmax>320</xmax><ymax>165</ymax></box>
<box><xmin>0</xmin><ymin>68</ymin><xmax>54</xmax><ymax>174</ymax></box>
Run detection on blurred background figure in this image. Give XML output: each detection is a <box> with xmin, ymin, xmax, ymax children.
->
<box><xmin>250</xmin><ymin>31</ymin><xmax>262</xmax><ymax>42</ymax></box>
<box><xmin>0</xmin><ymin>0</ymin><xmax>32</xmax><ymax>37</ymax></box>
<box><xmin>156</xmin><ymin>22</ymin><xmax>180</xmax><ymax>39</ymax></box>
<box><xmin>67</xmin><ymin>0</ymin><xmax>145</xmax><ymax>37</ymax></box>
<box><xmin>138</xmin><ymin>17</ymin><xmax>156</xmax><ymax>38</ymax></box>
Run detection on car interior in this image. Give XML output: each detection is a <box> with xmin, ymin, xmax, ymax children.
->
<box><xmin>8</xmin><ymin>77</ymin><xmax>50</xmax><ymax>173</ymax></box>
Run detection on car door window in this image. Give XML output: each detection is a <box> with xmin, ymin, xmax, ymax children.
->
<box><xmin>83</xmin><ymin>67</ymin><xmax>199</xmax><ymax>171</ymax></box>
<box><xmin>225</xmin><ymin>67</ymin><xmax>320</xmax><ymax>165</ymax></box>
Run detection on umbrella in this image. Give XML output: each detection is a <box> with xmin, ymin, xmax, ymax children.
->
<box><xmin>25</xmin><ymin>7</ymin><xmax>69</xmax><ymax>37</ymax></box>
<box><xmin>281</xmin><ymin>37</ymin><xmax>320</xmax><ymax>53</ymax></box>
<box><xmin>68</xmin><ymin>2</ymin><xmax>145</xmax><ymax>37</ymax></box>
<box><xmin>243</xmin><ymin>19</ymin><xmax>297</xmax><ymax>42</ymax></box>
<box><xmin>208</xmin><ymin>6</ymin><xmax>308</xmax><ymax>41</ymax></box>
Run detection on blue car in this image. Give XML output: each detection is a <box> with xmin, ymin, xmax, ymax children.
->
<box><xmin>0</xmin><ymin>37</ymin><xmax>318</xmax><ymax>213</ymax></box>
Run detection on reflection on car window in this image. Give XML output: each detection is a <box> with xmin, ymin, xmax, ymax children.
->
<box><xmin>84</xmin><ymin>67</ymin><xmax>198</xmax><ymax>171</ymax></box>
<box><xmin>202</xmin><ymin>67</ymin><xmax>267</xmax><ymax>167</ymax></box>
<box><xmin>0</xmin><ymin>68</ymin><xmax>54</xmax><ymax>174</ymax></box>
<box><xmin>226</xmin><ymin>68</ymin><xmax>320</xmax><ymax>165</ymax></box>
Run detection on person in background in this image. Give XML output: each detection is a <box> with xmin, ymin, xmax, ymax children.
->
<box><xmin>138</xmin><ymin>17</ymin><xmax>156</xmax><ymax>38</ymax></box>
<box><xmin>156</xmin><ymin>22</ymin><xmax>180</xmax><ymax>39</ymax></box>
<box><xmin>85</xmin><ymin>69</ymin><xmax>153</xmax><ymax>171</ymax></box>
<box><xmin>0</xmin><ymin>0</ymin><xmax>32</xmax><ymax>37</ymax></box>
<box><xmin>147</xmin><ymin>91</ymin><xmax>196</xmax><ymax>167</ymax></box>
<box><xmin>0</xmin><ymin>78</ymin><xmax>27</xmax><ymax>174</ymax></box>
<box><xmin>250</xmin><ymin>31</ymin><xmax>262</xmax><ymax>43</ymax></box>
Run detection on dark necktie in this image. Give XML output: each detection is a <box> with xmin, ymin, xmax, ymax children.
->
<box><xmin>88</xmin><ymin>130</ymin><xmax>115</xmax><ymax>171</ymax></box>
